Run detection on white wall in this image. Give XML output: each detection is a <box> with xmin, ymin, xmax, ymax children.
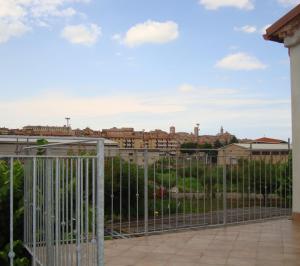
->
<box><xmin>285</xmin><ymin>29</ymin><xmax>300</xmax><ymax>214</ymax></box>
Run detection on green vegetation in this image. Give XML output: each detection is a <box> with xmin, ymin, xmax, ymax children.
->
<box><xmin>0</xmin><ymin>159</ymin><xmax>30</xmax><ymax>266</ymax></box>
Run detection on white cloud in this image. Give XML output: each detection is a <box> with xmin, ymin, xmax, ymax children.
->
<box><xmin>199</xmin><ymin>0</ymin><xmax>254</xmax><ymax>10</ymax></box>
<box><xmin>0</xmin><ymin>19</ymin><xmax>30</xmax><ymax>43</ymax></box>
<box><xmin>278</xmin><ymin>0</ymin><xmax>300</xmax><ymax>7</ymax></box>
<box><xmin>61</xmin><ymin>23</ymin><xmax>101</xmax><ymax>46</ymax></box>
<box><xmin>216</xmin><ymin>52</ymin><xmax>267</xmax><ymax>70</ymax></box>
<box><xmin>234</xmin><ymin>25</ymin><xmax>257</xmax><ymax>33</ymax></box>
<box><xmin>0</xmin><ymin>0</ymin><xmax>90</xmax><ymax>43</ymax></box>
<box><xmin>121</xmin><ymin>20</ymin><xmax>179</xmax><ymax>47</ymax></box>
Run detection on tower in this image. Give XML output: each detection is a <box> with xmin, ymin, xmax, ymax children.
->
<box><xmin>65</xmin><ymin>117</ymin><xmax>71</xmax><ymax>128</ymax></box>
<box><xmin>170</xmin><ymin>126</ymin><xmax>175</xmax><ymax>134</ymax></box>
<box><xmin>194</xmin><ymin>123</ymin><xmax>200</xmax><ymax>137</ymax></box>
<box><xmin>220</xmin><ymin>126</ymin><xmax>224</xmax><ymax>135</ymax></box>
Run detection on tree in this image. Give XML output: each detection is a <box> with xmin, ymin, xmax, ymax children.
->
<box><xmin>213</xmin><ymin>139</ymin><xmax>223</xmax><ymax>149</ymax></box>
<box><xmin>36</xmin><ymin>139</ymin><xmax>49</xmax><ymax>155</ymax></box>
<box><xmin>0</xmin><ymin>160</ymin><xmax>30</xmax><ymax>266</ymax></box>
<box><xmin>230</xmin><ymin>136</ymin><xmax>238</xmax><ymax>144</ymax></box>
<box><xmin>180</xmin><ymin>142</ymin><xmax>199</xmax><ymax>154</ymax></box>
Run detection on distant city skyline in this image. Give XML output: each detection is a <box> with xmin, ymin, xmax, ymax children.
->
<box><xmin>0</xmin><ymin>0</ymin><xmax>297</xmax><ymax>140</ymax></box>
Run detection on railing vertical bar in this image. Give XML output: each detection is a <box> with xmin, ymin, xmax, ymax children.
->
<box><xmin>153</xmin><ymin>162</ymin><xmax>156</xmax><ymax>231</ymax></box>
<box><xmin>66</xmin><ymin>159</ymin><xmax>69</xmax><ymax>266</ymax></box>
<box><xmin>189</xmin><ymin>157</ymin><xmax>192</xmax><ymax>226</ymax></box>
<box><xmin>175</xmin><ymin>157</ymin><xmax>178</xmax><ymax>229</ymax></box>
<box><xmin>119</xmin><ymin>156</ymin><xmax>122</xmax><ymax>234</ymax></box>
<box><xmin>248</xmin><ymin>155</ymin><xmax>251</xmax><ymax>221</ymax></box>
<box><xmin>76</xmin><ymin>158</ymin><xmax>81</xmax><ymax>266</ymax></box>
<box><xmin>222</xmin><ymin>155</ymin><xmax>227</xmax><ymax>225</ymax></box>
<box><xmin>161</xmin><ymin>156</ymin><xmax>164</xmax><ymax>231</ymax></box>
<box><xmin>96</xmin><ymin>140</ymin><xmax>105</xmax><ymax>266</ymax></box>
<box><xmin>33</xmin><ymin>157</ymin><xmax>37</xmax><ymax>266</ymax></box>
<box><xmin>264</xmin><ymin>155</ymin><xmax>267</xmax><ymax>219</ymax></box>
<box><xmin>259</xmin><ymin>154</ymin><xmax>262</xmax><ymax>220</ymax></box>
<box><xmin>9</xmin><ymin>157</ymin><xmax>15</xmax><ymax>266</ymax></box>
<box><xmin>210</xmin><ymin>158</ymin><xmax>213</xmax><ymax>225</ymax></box>
<box><xmin>136</xmin><ymin>162</ymin><xmax>139</xmax><ymax>233</ymax></box>
<box><xmin>128</xmin><ymin>159</ymin><xmax>131</xmax><ymax>233</ymax></box>
<box><xmin>85</xmin><ymin>158</ymin><xmax>89</xmax><ymax>266</ymax></box>
<box><xmin>242</xmin><ymin>157</ymin><xmax>245</xmax><ymax>223</ymax></box>
<box><xmin>216</xmin><ymin>160</ymin><xmax>220</xmax><ymax>225</ymax></box>
<box><xmin>23</xmin><ymin>159</ymin><xmax>27</xmax><ymax>247</ymax></box>
<box><xmin>230</xmin><ymin>158</ymin><xmax>233</xmax><ymax>223</ymax></box>
<box><xmin>168</xmin><ymin>155</ymin><xmax>171</xmax><ymax>229</ymax></box>
<box><xmin>144</xmin><ymin>149</ymin><xmax>148</xmax><ymax>234</ymax></box>
<box><xmin>285</xmin><ymin>154</ymin><xmax>287</xmax><ymax>215</ymax></box>
<box><xmin>55</xmin><ymin>158</ymin><xmax>59</xmax><ymax>266</ymax></box>
<box><xmin>253</xmin><ymin>158</ymin><xmax>256</xmax><ymax>220</ymax></box>
<box><xmin>70</xmin><ymin>159</ymin><xmax>74</xmax><ymax>266</ymax></box>
<box><xmin>80</xmin><ymin>159</ymin><xmax>84</xmax><ymax>255</ymax></box>
<box><xmin>61</xmin><ymin>159</ymin><xmax>65</xmax><ymax>266</ymax></box>
<box><xmin>110</xmin><ymin>157</ymin><xmax>114</xmax><ymax>235</ymax></box>
<box><xmin>269</xmin><ymin>155</ymin><xmax>272</xmax><ymax>218</ymax></box>
<box><xmin>92</xmin><ymin>158</ymin><xmax>96</xmax><ymax>263</ymax></box>
<box><xmin>204</xmin><ymin>156</ymin><xmax>206</xmax><ymax>225</ymax></box>
<box><xmin>183</xmin><ymin>156</ymin><xmax>186</xmax><ymax>227</ymax></box>
<box><xmin>237</xmin><ymin>162</ymin><xmax>239</xmax><ymax>223</ymax></box>
<box><xmin>196</xmin><ymin>156</ymin><xmax>200</xmax><ymax>225</ymax></box>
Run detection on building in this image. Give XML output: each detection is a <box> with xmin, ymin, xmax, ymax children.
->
<box><xmin>169</xmin><ymin>126</ymin><xmax>176</xmax><ymax>134</ymax></box>
<box><xmin>23</xmin><ymin>125</ymin><xmax>74</xmax><ymax>136</ymax></box>
<box><xmin>218</xmin><ymin>143</ymin><xmax>291</xmax><ymax>165</ymax></box>
<box><xmin>264</xmin><ymin>4</ymin><xmax>300</xmax><ymax>221</ymax></box>
<box><xmin>251</xmin><ymin>137</ymin><xmax>287</xmax><ymax>144</ymax></box>
<box><xmin>0</xmin><ymin>127</ymin><xmax>9</xmax><ymax>135</ymax></box>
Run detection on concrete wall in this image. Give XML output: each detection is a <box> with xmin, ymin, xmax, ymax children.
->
<box><xmin>285</xmin><ymin>29</ymin><xmax>300</xmax><ymax>215</ymax></box>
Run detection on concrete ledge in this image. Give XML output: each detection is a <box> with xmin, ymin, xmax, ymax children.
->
<box><xmin>292</xmin><ymin>212</ymin><xmax>300</xmax><ymax>222</ymax></box>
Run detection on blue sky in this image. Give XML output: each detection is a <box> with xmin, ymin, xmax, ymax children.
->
<box><xmin>0</xmin><ymin>0</ymin><xmax>298</xmax><ymax>140</ymax></box>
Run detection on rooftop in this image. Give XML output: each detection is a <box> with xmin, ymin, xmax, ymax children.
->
<box><xmin>253</xmin><ymin>137</ymin><xmax>287</xmax><ymax>144</ymax></box>
<box><xmin>233</xmin><ymin>143</ymin><xmax>291</xmax><ymax>150</ymax></box>
<box><xmin>105</xmin><ymin>219</ymin><xmax>300</xmax><ymax>266</ymax></box>
<box><xmin>264</xmin><ymin>4</ymin><xmax>300</xmax><ymax>43</ymax></box>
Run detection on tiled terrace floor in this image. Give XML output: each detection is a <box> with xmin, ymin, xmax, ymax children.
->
<box><xmin>105</xmin><ymin>219</ymin><xmax>300</xmax><ymax>266</ymax></box>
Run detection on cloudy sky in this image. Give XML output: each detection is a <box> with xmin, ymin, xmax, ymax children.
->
<box><xmin>0</xmin><ymin>0</ymin><xmax>298</xmax><ymax>140</ymax></box>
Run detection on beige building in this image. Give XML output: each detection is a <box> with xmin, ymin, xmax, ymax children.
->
<box><xmin>218</xmin><ymin>143</ymin><xmax>291</xmax><ymax>165</ymax></box>
<box><xmin>23</xmin><ymin>125</ymin><xmax>74</xmax><ymax>136</ymax></box>
<box><xmin>101</xmin><ymin>127</ymin><xmax>178</xmax><ymax>149</ymax></box>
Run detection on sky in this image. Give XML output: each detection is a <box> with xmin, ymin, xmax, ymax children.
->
<box><xmin>0</xmin><ymin>0</ymin><xmax>299</xmax><ymax>140</ymax></box>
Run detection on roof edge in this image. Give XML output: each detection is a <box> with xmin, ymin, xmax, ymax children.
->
<box><xmin>264</xmin><ymin>4</ymin><xmax>300</xmax><ymax>43</ymax></box>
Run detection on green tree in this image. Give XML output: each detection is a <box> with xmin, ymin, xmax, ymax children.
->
<box><xmin>0</xmin><ymin>160</ymin><xmax>30</xmax><ymax>266</ymax></box>
<box><xmin>230</xmin><ymin>136</ymin><xmax>238</xmax><ymax>144</ymax></box>
<box><xmin>36</xmin><ymin>139</ymin><xmax>49</xmax><ymax>155</ymax></box>
<box><xmin>213</xmin><ymin>139</ymin><xmax>223</xmax><ymax>149</ymax></box>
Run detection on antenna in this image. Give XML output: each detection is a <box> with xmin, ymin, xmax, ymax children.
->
<box><xmin>65</xmin><ymin>117</ymin><xmax>71</xmax><ymax>127</ymax></box>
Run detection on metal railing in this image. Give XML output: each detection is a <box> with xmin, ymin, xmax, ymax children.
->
<box><xmin>4</xmin><ymin>139</ymin><xmax>105</xmax><ymax>266</ymax></box>
<box><xmin>104</xmin><ymin>148</ymin><xmax>292</xmax><ymax>237</ymax></box>
<box><xmin>3</xmin><ymin>145</ymin><xmax>292</xmax><ymax>265</ymax></box>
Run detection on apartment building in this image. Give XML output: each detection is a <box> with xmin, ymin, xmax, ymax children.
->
<box><xmin>101</xmin><ymin>128</ymin><xmax>178</xmax><ymax>149</ymax></box>
<box><xmin>22</xmin><ymin>125</ymin><xmax>74</xmax><ymax>136</ymax></box>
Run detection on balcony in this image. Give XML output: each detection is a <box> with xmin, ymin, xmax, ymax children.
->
<box><xmin>1</xmin><ymin>137</ymin><xmax>295</xmax><ymax>266</ymax></box>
